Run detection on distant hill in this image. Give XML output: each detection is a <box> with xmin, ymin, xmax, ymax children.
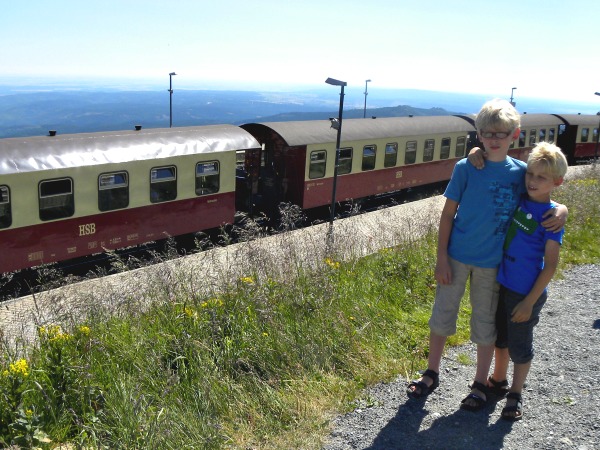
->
<box><xmin>0</xmin><ymin>89</ymin><xmax>460</xmax><ymax>138</ymax></box>
<box><xmin>0</xmin><ymin>86</ymin><xmax>594</xmax><ymax>139</ymax></box>
<box><xmin>252</xmin><ymin>105</ymin><xmax>461</xmax><ymax>123</ymax></box>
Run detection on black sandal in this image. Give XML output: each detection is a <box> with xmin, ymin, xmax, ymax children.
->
<box><xmin>487</xmin><ymin>376</ymin><xmax>509</xmax><ymax>398</ymax></box>
<box><xmin>501</xmin><ymin>392</ymin><xmax>523</xmax><ymax>421</ymax></box>
<box><xmin>460</xmin><ymin>381</ymin><xmax>488</xmax><ymax>411</ymax></box>
<box><xmin>406</xmin><ymin>369</ymin><xmax>439</xmax><ymax>399</ymax></box>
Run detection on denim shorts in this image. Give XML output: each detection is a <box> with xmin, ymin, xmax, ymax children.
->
<box><xmin>495</xmin><ymin>284</ymin><xmax>547</xmax><ymax>364</ymax></box>
<box><xmin>429</xmin><ymin>257</ymin><xmax>499</xmax><ymax>345</ymax></box>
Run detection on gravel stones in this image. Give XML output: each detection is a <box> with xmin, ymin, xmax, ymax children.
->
<box><xmin>323</xmin><ymin>264</ymin><xmax>600</xmax><ymax>450</ymax></box>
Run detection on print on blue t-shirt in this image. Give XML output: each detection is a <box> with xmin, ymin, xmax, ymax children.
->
<box><xmin>444</xmin><ymin>157</ymin><xmax>526</xmax><ymax>268</ymax></box>
<box><xmin>497</xmin><ymin>198</ymin><xmax>564</xmax><ymax>295</ymax></box>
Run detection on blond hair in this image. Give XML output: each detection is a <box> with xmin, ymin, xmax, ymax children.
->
<box><xmin>527</xmin><ymin>142</ymin><xmax>568</xmax><ymax>179</ymax></box>
<box><xmin>475</xmin><ymin>98</ymin><xmax>521</xmax><ymax>132</ymax></box>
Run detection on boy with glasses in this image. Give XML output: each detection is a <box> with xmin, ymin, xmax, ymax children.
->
<box><xmin>406</xmin><ymin>99</ymin><xmax>567</xmax><ymax>412</ymax></box>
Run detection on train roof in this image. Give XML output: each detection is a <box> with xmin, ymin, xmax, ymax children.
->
<box><xmin>519</xmin><ymin>114</ymin><xmax>566</xmax><ymax>126</ymax></box>
<box><xmin>242</xmin><ymin>116</ymin><xmax>475</xmax><ymax>147</ymax></box>
<box><xmin>0</xmin><ymin>125</ymin><xmax>261</xmax><ymax>175</ymax></box>
<box><xmin>551</xmin><ymin>114</ymin><xmax>600</xmax><ymax>126</ymax></box>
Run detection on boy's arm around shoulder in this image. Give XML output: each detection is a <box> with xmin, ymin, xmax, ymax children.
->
<box><xmin>541</xmin><ymin>201</ymin><xmax>568</xmax><ymax>233</ymax></box>
<box><xmin>510</xmin><ymin>240</ymin><xmax>561</xmax><ymax>323</ymax></box>
<box><xmin>466</xmin><ymin>147</ymin><xmax>486</xmax><ymax>169</ymax></box>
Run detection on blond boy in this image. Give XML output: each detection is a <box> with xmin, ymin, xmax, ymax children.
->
<box><xmin>489</xmin><ymin>142</ymin><xmax>568</xmax><ymax>421</ymax></box>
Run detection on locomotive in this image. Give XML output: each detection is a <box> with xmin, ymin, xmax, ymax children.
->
<box><xmin>0</xmin><ymin>112</ymin><xmax>598</xmax><ymax>276</ymax></box>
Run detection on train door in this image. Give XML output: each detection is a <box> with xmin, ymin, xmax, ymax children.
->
<box><xmin>257</xmin><ymin>141</ymin><xmax>285</xmax><ymax>217</ymax></box>
<box><xmin>235</xmin><ymin>147</ymin><xmax>261</xmax><ymax>214</ymax></box>
<box><xmin>556</xmin><ymin>124</ymin><xmax>577</xmax><ymax>165</ymax></box>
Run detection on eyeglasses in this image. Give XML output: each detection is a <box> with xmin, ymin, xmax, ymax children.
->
<box><xmin>480</xmin><ymin>130</ymin><xmax>513</xmax><ymax>139</ymax></box>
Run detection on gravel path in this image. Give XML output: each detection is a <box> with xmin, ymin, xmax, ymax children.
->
<box><xmin>323</xmin><ymin>264</ymin><xmax>600</xmax><ymax>450</ymax></box>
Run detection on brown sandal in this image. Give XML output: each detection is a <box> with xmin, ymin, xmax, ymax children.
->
<box><xmin>501</xmin><ymin>392</ymin><xmax>523</xmax><ymax>421</ymax></box>
<box><xmin>487</xmin><ymin>376</ymin><xmax>509</xmax><ymax>398</ymax></box>
<box><xmin>406</xmin><ymin>369</ymin><xmax>439</xmax><ymax>399</ymax></box>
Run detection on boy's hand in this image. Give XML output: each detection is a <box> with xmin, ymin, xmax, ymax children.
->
<box><xmin>541</xmin><ymin>205</ymin><xmax>567</xmax><ymax>232</ymax></box>
<box><xmin>435</xmin><ymin>258</ymin><xmax>452</xmax><ymax>285</ymax></box>
<box><xmin>467</xmin><ymin>147</ymin><xmax>487</xmax><ymax>169</ymax></box>
<box><xmin>511</xmin><ymin>301</ymin><xmax>533</xmax><ymax>323</ymax></box>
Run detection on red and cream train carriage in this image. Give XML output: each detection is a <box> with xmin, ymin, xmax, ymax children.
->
<box><xmin>241</xmin><ymin>116</ymin><xmax>478</xmax><ymax>211</ymax></box>
<box><xmin>554</xmin><ymin>113</ymin><xmax>600</xmax><ymax>163</ymax></box>
<box><xmin>1</xmin><ymin>112</ymin><xmax>597</xmax><ymax>277</ymax></box>
<box><xmin>0</xmin><ymin>125</ymin><xmax>261</xmax><ymax>274</ymax></box>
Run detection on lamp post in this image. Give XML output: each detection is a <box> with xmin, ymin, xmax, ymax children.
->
<box><xmin>510</xmin><ymin>87</ymin><xmax>517</xmax><ymax>106</ymax></box>
<box><xmin>168</xmin><ymin>72</ymin><xmax>177</xmax><ymax>128</ymax></box>
<box><xmin>363</xmin><ymin>79</ymin><xmax>371</xmax><ymax>118</ymax></box>
<box><xmin>325</xmin><ymin>77</ymin><xmax>347</xmax><ymax>226</ymax></box>
<box><xmin>595</xmin><ymin>111</ymin><xmax>600</xmax><ymax>163</ymax></box>
<box><xmin>595</xmin><ymin>93</ymin><xmax>600</xmax><ymax>163</ymax></box>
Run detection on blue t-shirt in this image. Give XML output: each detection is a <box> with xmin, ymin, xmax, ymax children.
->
<box><xmin>444</xmin><ymin>157</ymin><xmax>526</xmax><ymax>268</ymax></box>
<box><xmin>497</xmin><ymin>197</ymin><xmax>564</xmax><ymax>295</ymax></box>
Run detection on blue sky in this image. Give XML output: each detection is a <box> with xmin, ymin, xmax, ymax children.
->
<box><xmin>1</xmin><ymin>0</ymin><xmax>599</xmax><ymax>106</ymax></box>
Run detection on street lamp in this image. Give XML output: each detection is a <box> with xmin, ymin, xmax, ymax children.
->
<box><xmin>168</xmin><ymin>72</ymin><xmax>177</xmax><ymax>128</ymax></box>
<box><xmin>510</xmin><ymin>87</ymin><xmax>517</xmax><ymax>106</ymax></box>
<box><xmin>595</xmin><ymin>93</ymin><xmax>600</xmax><ymax>163</ymax></box>
<box><xmin>363</xmin><ymin>79</ymin><xmax>371</xmax><ymax>118</ymax></box>
<box><xmin>325</xmin><ymin>77</ymin><xmax>347</xmax><ymax>226</ymax></box>
<box><xmin>595</xmin><ymin>111</ymin><xmax>600</xmax><ymax>163</ymax></box>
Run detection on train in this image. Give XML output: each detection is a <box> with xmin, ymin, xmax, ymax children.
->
<box><xmin>0</xmin><ymin>112</ymin><xmax>598</xmax><ymax>276</ymax></box>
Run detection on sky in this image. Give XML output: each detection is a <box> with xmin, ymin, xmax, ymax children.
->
<box><xmin>1</xmin><ymin>0</ymin><xmax>599</xmax><ymax>107</ymax></box>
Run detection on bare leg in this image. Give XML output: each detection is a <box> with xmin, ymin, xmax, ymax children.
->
<box><xmin>503</xmin><ymin>361</ymin><xmax>531</xmax><ymax>419</ymax></box>
<box><xmin>462</xmin><ymin>343</ymin><xmax>494</xmax><ymax>408</ymax></box>
<box><xmin>408</xmin><ymin>332</ymin><xmax>447</xmax><ymax>395</ymax></box>
<box><xmin>427</xmin><ymin>332</ymin><xmax>448</xmax><ymax>373</ymax></box>
<box><xmin>490</xmin><ymin>347</ymin><xmax>510</xmax><ymax>383</ymax></box>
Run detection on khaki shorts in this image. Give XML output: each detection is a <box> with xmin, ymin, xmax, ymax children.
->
<box><xmin>428</xmin><ymin>257</ymin><xmax>499</xmax><ymax>345</ymax></box>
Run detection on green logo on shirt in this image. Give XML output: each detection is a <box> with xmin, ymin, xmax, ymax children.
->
<box><xmin>504</xmin><ymin>207</ymin><xmax>538</xmax><ymax>250</ymax></box>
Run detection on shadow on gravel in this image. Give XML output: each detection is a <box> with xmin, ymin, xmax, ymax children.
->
<box><xmin>364</xmin><ymin>397</ymin><xmax>514</xmax><ymax>450</ymax></box>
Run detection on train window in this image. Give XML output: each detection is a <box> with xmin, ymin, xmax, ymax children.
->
<box><xmin>539</xmin><ymin>129</ymin><xmax>546</xmax><ymax>142</ymax></box>
<box><xmin>196</xmin><ymin>161</ymin><xmax>220</xmax><ymax>195</ymax></box>
<box><xmin>548</xmin><ymin>128</ymin><xmax>555</xmax><ymax>144</ymax></box>
<box><xmin>98</xmin><ymin>172</ymin><xmax>129</xmax><ymax>212</ymax></box>
<box><xmin>150</xmin><ymin>166</ymin><xmax>177</xmax><ymax>203</ymax></box>
<box><xmin>236</xmin><ymin>151</ymin><xmax>246</xmax><ymax>172</ymax></box>
<box><xmin>593</xmin><ymin>128</ymin><xmax>599</xmax><ymax>144</ymax></box>
<box><xmin>309</xmin><ymin>150</ymin><xmax>327</xmax><ymax>179</ymax></box>
<box><xmin>455</xmin><ymin>137</ymin><xmax>466</xmax><ymax>157</ymax></box>
<box><xmin>39</xmin><ymin>178</ymin><xmax>74</xmax><ymax>221</ymax></box>
<box><xmin>519</xmin><ymin>130</ymin><xmax>526</xmax><ymax>148</ymax></box>
<box><xmin>405</xmin><ymin>141</ymin><xmax>417</xmax><ymax>164</ymax></box>
<box><xmin>440</xmin><ymin>138</ymin><xmax>451</xmax><ymax>160</ymax></box>
<box><xmin>581</xmin><ymin>128</ymin><xmax>589</xmax><ymax>143</ymax></box>
<box><xmin>0</xmin><ymin>185</ymin><xmax>11</xmax><ymax>229</ymax></box>
<box><xmin>558</xmin><ymin>124</ymin><xmax>566</xmax><ymax>135</ymax></box>
<box><xmin>529</xmin><ymin>129</ymin><xmax>537</xmax><ymax>146</ymax></box>
<box><xmin>362</xmin><ymin>145</ymin><xmax>376</xmax><ymax>171</ymax></box>
<box><xmin>423</xmin><ymin>139</ymin><xmax>435</xmax><ymax>162</ymax></box>
<box><xmin>338</xmin><ymin>147</ymin><xmax>353</xmax><ymax>175</ymax></box>
<box><xmin>384</xmin><ymin>143</ymin><xmax>398</xmax><ymax>168</ymax></box>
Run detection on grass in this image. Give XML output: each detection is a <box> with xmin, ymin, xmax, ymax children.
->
<box><xmin>0</xmin><ymin>165</ymin><xmax>598</xmax><ymax>449</ymax></box>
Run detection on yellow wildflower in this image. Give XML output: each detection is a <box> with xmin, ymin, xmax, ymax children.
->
<box><xmin>40</xmin><ymin>325</ymin><xmax>72</xmax><ymax>343</ymax></box>
<box><xmin>325</xmin><ymin>257</ymin><xmax>340</xmax><ymax>269</ymax></box>
<box><xmin>240</xmin><ymin>276</ymin><xmax>255</xmax><ymax>284</ymax></box>
<box><xmin>9</xmin><ymin>359</ymin><xmax>30</xmax><ymax>377</ymax></box>
<box><xmin>200</xmin><ymin>298</ymin><xmax>224</xmax><ymax>309</ymax></box>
